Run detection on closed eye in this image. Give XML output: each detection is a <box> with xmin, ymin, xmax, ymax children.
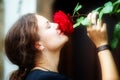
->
<box><xmin>46</xmin><ymin>21</ymin><xmax>51</xmax><ymax>29</ymax></box>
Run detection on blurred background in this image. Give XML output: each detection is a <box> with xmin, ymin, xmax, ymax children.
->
<box><xmin>0</xmin><ymin>0</ymin><xmax>4</xmax><ymax>79</ymax></box>
<box><xmin>0</xmin><ymin>0</ymin><xmax>120</xmax><ymax>80</ymax></box>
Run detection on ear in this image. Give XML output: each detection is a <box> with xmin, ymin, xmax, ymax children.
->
<box><xmin>35</xmin><ymin>42</ymin><xmax>45</xmax><ymax>51</ymax></box>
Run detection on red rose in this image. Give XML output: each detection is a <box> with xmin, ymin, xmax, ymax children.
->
<box><xmin>53</xmin><ymin>10</ymin><xmax>74</xmax><ymax>35</ymax></box>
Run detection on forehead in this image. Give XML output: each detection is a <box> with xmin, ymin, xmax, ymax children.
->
<box><xmin>35</xmin><ymin>14</ymin><xmax>49</xmax><ymax>26</ymax></box>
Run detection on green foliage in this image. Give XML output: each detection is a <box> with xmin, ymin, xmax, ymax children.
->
<box><xmin>73</xmin><ymin>3</ymin><xmax>82</xmax><ymax>16</ymax></box>
<box><xmin>111</xmin><ymin>22</ymin><xmax>120</xmax><ymax>49</ymax></box>
<box><xmin>73</xmin><ymin>3</ymin><xmax>90</xmax><ymax>28</ymax></box>
<box><xmin>73</xmin><ymin>17</ymin><xmax>84</xmax><ymax>28</ymax></box>
<box><xmin>73</xmin><ymin>0</ymin><xmax>120</xmax><ymax>27</ymax></box>
<box><xmin>73</xmin><ymin>0</ymin><xmax>120</xmax><ymax>50</ymax></box>
<box><xmin>98</xmin><ymin>1</ymin><xmax>113</xmax><ymax>19</ymax></box>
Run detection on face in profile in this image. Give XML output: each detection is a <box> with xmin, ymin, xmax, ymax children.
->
<box><xmin>35</xmin><ymin>14</ymin><xmax>69</xmax><ymax>51</ymax></box>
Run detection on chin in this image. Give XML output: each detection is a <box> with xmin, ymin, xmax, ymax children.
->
<box><xmin>63</xmin><ymin>36</ymin><xmax>69</xmax><ymax>44</ymax></box>
<box><xmin>59</xmin><ymin>34</ymin><xmax>69</xmax><ymax>46</ymax></box>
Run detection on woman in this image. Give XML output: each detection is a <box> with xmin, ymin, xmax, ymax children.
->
<box><xmin>4</xmin><ymin>12</ymin><xmax>119</xmax><ymax>80</ymax></box>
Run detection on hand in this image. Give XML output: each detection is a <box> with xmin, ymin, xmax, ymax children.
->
<box><xmin>87</xmin><ymin>12</ymin><xmax>108</xmax><ymax>48</ymax></box>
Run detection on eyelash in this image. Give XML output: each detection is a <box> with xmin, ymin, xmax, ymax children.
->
<box><xmin>47</xmin><ymin>23</ymin><xmax>51</xmax><ymax>28</ymax></box>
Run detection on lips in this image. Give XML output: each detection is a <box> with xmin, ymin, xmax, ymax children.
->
<box><xmin>57</xmin><ymin>30</ymin><xmax>61</xmax><ymax>34</ymax></box>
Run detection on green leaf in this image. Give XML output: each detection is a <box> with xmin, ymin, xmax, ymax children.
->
<box><xmin>73</xmin><ymin>17</ymin><xmax>90</xmax><ymax>28</ymax></box>
<box><xmin>113</xmin><ymin>22</ymin><xmax>120</xmax><ymax>38</ymax></box>
<box><xmin>99</xmin><ymin>11</ymin><xmax>104</xmax><ymax>20</ymax></box>
<box><xmin>117</xmin><ymin>9</ymin><xmax>120</xmax><ymax>13</ymax></box>
<box><xmin>113</xmin><ymin>0</ymin><xmax>120</xmax><ymax>6</ymax></box>
<box><xmin>101</xmin><ymin>1</ymin><xmax>113</xmax><ymax>14</ymax></box>
<box><xmin>112</xmin><ymin>0</ymin><xmax>120</xmax><ymax>14</ymax></box>
<box><xmin>98</xmin><ymin>1</ymin><xmax>113</xmax><ymax>19</ymax></box>
<box><xmin>110</xmin><ymin>22</ymin><xmax>120</xmax><ymax>49</ymax></box>
<box><xmin>110</xmin><ymin>38</ymin><xmax>119</xmax><ymax>49</ymax></box>
<box><xmin>81</xmin><ymin>17</ymin><xmax>90</xmax><ymax>26</ymax></box>
<box><xmin>73</xmin><ymin>17</ymin><xmax>84</xmax><ymax>28</ymax></box>
<box><xmin>92</xmin><ymin>7</ymin><xmax>102</xmax><ymax>13</ymax></box>
<box><xmin>73</xmin><ymin>3</ymin><xmax>82</xmax><ymax>16</ymax></box>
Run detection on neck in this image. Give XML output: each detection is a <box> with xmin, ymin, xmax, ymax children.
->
<box><xmin>35</xmin><ymin>50</ymin><xmax>61</xmax><ymax>72</ymax></box>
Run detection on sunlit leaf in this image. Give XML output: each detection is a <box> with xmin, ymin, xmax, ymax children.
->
<box><xmin>113</xmin><ymin>0</ymin><xmax>120</xmax><ymax>6</ymax></box>
<box><xmin>101</xmin><ymin>1</ymin><xmax>113</xmax><ymax>14</ymax></box>
<box><xmin>73</xmin><ymin>3</ymin><xmax>82</xmax><ymax>16</ymax></box>
<box><xmin>81</xmin><ymin>17</ymin><xmax>90</xmax><ymax>26</ymax></box>
<box><xmin>99</xmin><ymin>11</ymin><xmax>104</xmax><ymax>19</ymax></box>
<box><xmin>73</xmin><ymin>17</ymin><xmax>84</xmax><ymax>28</ymax></box>
<box><xmin>92</xmin><ymin>7</ymin><xmax>102</xmax><ymax>13</ymax></box>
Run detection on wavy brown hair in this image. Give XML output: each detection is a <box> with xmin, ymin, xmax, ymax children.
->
<box><xmin>4</xmin><ymin>13</ymin><xmax>40</xmax><ymax>80</ymax></box>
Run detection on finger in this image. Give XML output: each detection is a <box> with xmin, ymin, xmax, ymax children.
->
<box><xmin>87</xmin><ymin>33</ymin><xmax>91</xmax><ymax>39</ymax></box>
<box><xmin>101</xmin><ymin>23</ymin><xmax>107</xmax><ymax>31</ymax></box>
<box><xmin>87</xmin><ymin>13</ymin><xmax>92</xmax><ymax>28</ymax></box>
<box><xmin>87</xmin><ymin>33</ymin><xmax>90</xmax><ymax>37</ymax></box>
<box><xmin>87</xmin><ymin>12</ymin><xmax>92</xmax><ymax>21</ymax></box>
<box><xmin>96</xmin><ymin>19</ymin><xmax>102</xmax><ymax>29</ymax></box>
<box><xmin>91</xmin><ymin>12</ymin><xmax>98</xmax><ymax>25</ymax></box>
<box><xmin>87</xmin><ymin>25</ymin><xmax>91</xmax><ymax>32</ymax></box>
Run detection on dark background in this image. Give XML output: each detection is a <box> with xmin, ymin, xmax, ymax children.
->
<box><xmin>53</xmin><ymin>0</ymin><xmax>111</xmax><ymax>14</ymax></box>
<box><xmin>53</xmin><ymin>0</ymin><xmax>120</xmax><ymax>80</ymax></box>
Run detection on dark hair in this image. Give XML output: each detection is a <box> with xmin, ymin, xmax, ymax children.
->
<box><xmin>4</xmin><ymin>13</ymin><xmax>40</xmax><ymax>80</ymax></box>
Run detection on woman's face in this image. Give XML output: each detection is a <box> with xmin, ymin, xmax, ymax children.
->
<box><xmin>35</xmin><ymin>15</ymin><xmax>69</xmax><ymax>51</ymax></box>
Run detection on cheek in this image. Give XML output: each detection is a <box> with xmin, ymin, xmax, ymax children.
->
<box><xmin>40</xmin><ymin>30</ymin><xmax>69</xmax><ymax>49</ymax></box>
<box><xmin>40</xmin><ymin>32</ymin><xmax>55</xmax><ymax>44</ymax></box>
<box><xmin>43</xmin><ymin>35</ymin><xmax>67</xmax><ymax>50</ymax></box>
